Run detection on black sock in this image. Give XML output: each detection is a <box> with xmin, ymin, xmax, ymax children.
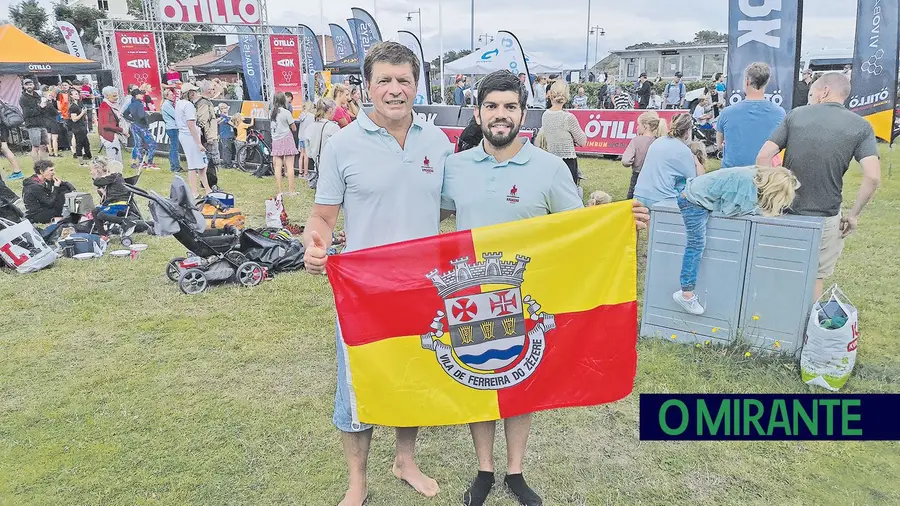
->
<box><xmin>463</xmin><ymin>471</ymin><xmax>494</xmax><ymax>506</ymax></box>
<box><xmin>505</xmin><ymin>473</ymin><xmax>542</xmax><ymax>506</ymax></box>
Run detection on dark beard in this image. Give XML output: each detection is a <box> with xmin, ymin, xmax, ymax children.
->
<box><xmin>480</xmin><ymin>120</ymin><xmax>519</xmax><ymax>149</ymax></box>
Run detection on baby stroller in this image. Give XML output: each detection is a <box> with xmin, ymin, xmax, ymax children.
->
<box><xmin>692</xmin><ymin>118</ymin><xmax>721</xmax><ymax>160</ymax></box>
<box><xmin>85</xmin><ymin>172</ymin><xmax>148</xmax><ymax>246</ymax></box>
<box><xmin>125</xmin><ymin>176</ymin><xmax>266</xmax><ymax>295</ymax></box>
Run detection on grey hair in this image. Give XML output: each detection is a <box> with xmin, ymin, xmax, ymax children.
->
<box><xmin>102</xmin><ymin>86</ymin><xmax>118</xmax><ymax>98</ymax></box>
<box><xmin>744</xmin><ymin>62</ymin><xmax>771</xmax><ymax>90</ymax></box>
<box><xmin>363</xmin><ymin>41</ymin><xmax>420</xmax><ymax>85</ymax></box>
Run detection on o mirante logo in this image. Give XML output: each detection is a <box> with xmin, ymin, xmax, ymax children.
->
<box><xmin>639</xmin><ymin>394</ymin><xmax>900</xmax><ymax>441</ymax></box>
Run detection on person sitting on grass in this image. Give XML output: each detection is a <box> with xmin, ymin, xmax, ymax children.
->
<box><xmin>86</xmin><ymin>157</ymin><xmax>143</xmax><ymax>235</ymax></box>
<box><xmin>22</xmin><ymin>159</ymin><xmax>75</xmax><ymax>224</ymax></box>
<box><xmin>672</xmin><ymin>166</ymin><xmax>799</xmax><ymax>315</ymax></box>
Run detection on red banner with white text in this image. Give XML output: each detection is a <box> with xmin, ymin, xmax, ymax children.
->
<box><xmin>158</xmin><ymin>0</ymin><xmax>262</xmax><ymax>24</ymax></box>
<box><xmin>114</xmin><ymin>31</ymin><xmax>163</xmax><ymax>108</ymax></box>
<box><xmin>269</xmin><ymin>35</ymin><xmax>303</xmax><ymax>112</ymax></box>
<box><xmin>567</xmin><ymin>109</ymin><xmax>685</xmax><ymax>155</ymax></box>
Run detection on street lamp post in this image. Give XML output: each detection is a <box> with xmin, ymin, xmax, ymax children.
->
<box><xmin>439</xmin><ymin>0</ymin><xmax>445</xmax><ymax>104</ymax></box>
<box><xmin>583</xmin><ymin>0</ymin><xmax>591</xmax><ymax>79</ymax></box>
<box><xmin>590</xmin><ymin>26</ymin><xmax>605</xmax><ymax>68</ymax></box>
<box><xmin>477</xmin><ymin>33</ymin><xmax>493</xmax><ymax>49</ymax></box>
<box><xmin>406</xmin><ymin>8</ymin><xmax>422</xmax><ymax>43</ymax></box>
<box><xmin>471</xmin><ymin>0</ymin><xmax>475</xmax><ymax>51</ymax></box>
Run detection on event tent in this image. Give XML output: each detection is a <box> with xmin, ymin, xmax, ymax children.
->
<box><xmin>0</xmin><ymin>24</ymin><xmax>101</xmax><ymax>74</ymax></box>
<box><xmin>444</xmin><ymin>49</ymin><xmax>568</xmax><ymax>75</ymax></box>
<box><xmin>524</xmin><ymin>52</ymin><xmax>567</xmax><ymax>74</ymax></box>
<box><xmin>194</xmin><ymin>45</ymin><xmax>243</xmax><ymax>74</ymax></box>
<box><xmin>324</xmin><ymin>53</ymin><xmax>361</xmax><ymax>75</ymax></box>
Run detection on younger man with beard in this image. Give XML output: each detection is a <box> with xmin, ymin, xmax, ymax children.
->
<box><xmin>440</xmin><ymin>70</ymin><xmax>649</xmax><ymax>506</ymax></box>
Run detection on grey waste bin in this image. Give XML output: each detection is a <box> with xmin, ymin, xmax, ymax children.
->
<box><xmin>739</xmin><ymin>214</ymin><xmax>824</xmax><ymax>356</ymax></box>
<box><xmin>641</xmin><ymin>200</ymin><xmax>751</xmax><ymax>345</ymax></box>
<box><xmin>640</xmin><ymin>200</ymin><xmax>824</xmax><ymax>355</ymax></box>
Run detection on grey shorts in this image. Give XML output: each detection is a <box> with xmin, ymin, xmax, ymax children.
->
<box><xmin>333</xmin><ymin>323</ymin><xmax>373</xmax><ymax>433</ymax></box>
<box><xmin>27</xmin><ymin>127</ymin><xmax>48</xmax><ymax>146</ymax></box>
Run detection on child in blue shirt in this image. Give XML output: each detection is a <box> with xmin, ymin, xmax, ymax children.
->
<box><xmin>673</xmin><ymin>165</ymin><xmax>799</xmax><ymax>315</ymax></box>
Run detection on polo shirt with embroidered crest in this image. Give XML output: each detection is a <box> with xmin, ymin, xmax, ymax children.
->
<box><xmin>315</xmin><ymin>110</ymin><xmax>454</xmax><ymax>253</ymax></box>
<box><xmin>441</xmin><ymin>139</ymin><xmax>584</xmax><ymax>231</ymax></box>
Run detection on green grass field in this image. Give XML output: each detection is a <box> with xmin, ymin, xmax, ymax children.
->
<box><xmin>1</xmin><ymin>140</ymin><xmax>898</xmax><ymax>505</ymax></box>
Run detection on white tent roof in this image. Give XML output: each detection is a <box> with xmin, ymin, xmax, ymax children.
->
<box><xmin>443</xmin><ymin>48</ymin><xmax>568</xmax><ymax>75</ymax></box>
<box><xmin>524</xmin><ymin>52</ymin><xmax>567</xmax><ymax>73</ymax></box>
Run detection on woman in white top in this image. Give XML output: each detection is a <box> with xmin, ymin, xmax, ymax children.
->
<box><xmin>540</xmin><ymin>80</ymin><xmax>587</xmax><ymax>184</ymax></box>
<box><xmin>269</xmin><ymin>92</ymin><xmax>298</xmax><ymax>194</ymax></box>
<box><xmin>306</xmin><ymin>99</ymin><xmax>341</xmax><ymax>189</ymax></box>
<box><xmin>532</xmin><ymin>76</ymin><xmax>547</xmax><ymax>109</ymax></box>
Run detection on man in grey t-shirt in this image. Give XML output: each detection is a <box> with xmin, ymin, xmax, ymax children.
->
<box><xmin>757</xmin><ymin>72</ymin><xmax>881</xmax><ymax>300</ymax></box>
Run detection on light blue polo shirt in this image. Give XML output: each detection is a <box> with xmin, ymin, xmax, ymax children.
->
<box><xmin>315</xmin><ymin>110</ymin><xmax>454</xmax><ymax>253</ymax></box>
<box><xmin>441</xmin><ymin>139</ymin><xmax>584</xmax><ymax>231</ymax></box>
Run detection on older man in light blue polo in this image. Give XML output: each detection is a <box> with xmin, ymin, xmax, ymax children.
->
<box><xmin>440</xmin><ymin>70</ymin><xmax>649</xmax><ymax>506</ymax></box>
<box><xmin>302</xmin><ymin>42</ymin><xmax>452</xmax><ymax>506</ymax></box>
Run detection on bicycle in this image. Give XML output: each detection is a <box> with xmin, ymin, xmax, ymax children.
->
<box><xmin>236</xmin><ymin>128</ymin><xmax>273</xmax><ymax>177</ymax></box>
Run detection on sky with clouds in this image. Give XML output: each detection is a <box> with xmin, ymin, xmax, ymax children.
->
<box><xmin>3</xmin><ymin>0</ymin><xmax>860</xmax><ymax>68</ymax></box>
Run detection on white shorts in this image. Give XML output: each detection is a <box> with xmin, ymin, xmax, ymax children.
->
<box><xmin>179</xmin><ymin>133</ymin><xmax>206</xmax><ymax>170</ymax></box>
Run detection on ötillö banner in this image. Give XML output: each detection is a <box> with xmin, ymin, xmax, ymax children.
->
<box><xmin>114</xmin><ymin>31</ymin><xmax>163</xmax><ymax>106</ymax></box>
<box><xmin>849</xmin><ymin>0</ymin><xmax>900</xmax><ymax>142</ymax></box>
<box><xmin>568</xmin><ymin>109</ymin><xmax>685</xmax><ymax>155</ymax></box>
<box><xmin>269</xmin><ymin>34</ymin><xmax>302</xmax><ymax>108</ymax></box>
<box><xmin>726</xmin><ymin>0</ymin><xmax>803</xmax><ymax>111</ymax></box>
<box><xmin>326</xmin><ymin>202</ymin><xmax>638</xmax><ymax>427</ymax></box>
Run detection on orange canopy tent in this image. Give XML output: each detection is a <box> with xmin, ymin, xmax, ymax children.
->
<box><xmin>0</xmin><ymin>24</ymin><xmax>101</xmax><ymax>74</ymax></box>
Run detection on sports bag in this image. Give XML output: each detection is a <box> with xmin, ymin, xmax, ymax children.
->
<box><xmin>0</xmin><ymin>101</ymin><xmax>24</xmax><ymax>128</ymax></box>
<box><xmin>200</xmin><ymin>202</ymin><xmax>246</xmax><ymax>230</ymax></box>
<box><xmin>0</xmin><ymin>217</ymin><xmax>57</xmax><ymax>273</ymax></box>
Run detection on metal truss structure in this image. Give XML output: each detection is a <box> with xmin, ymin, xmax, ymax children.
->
<box><xmin>98</xmin><ymin>0</ymin><xmax>300</xmax><ymax>102</ymax></box>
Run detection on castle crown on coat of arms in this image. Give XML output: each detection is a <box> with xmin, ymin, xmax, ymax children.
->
<box><xmin>427</xmin><ymin>252</ymin><xmax>530</xmax><ymax>297</ymax></box>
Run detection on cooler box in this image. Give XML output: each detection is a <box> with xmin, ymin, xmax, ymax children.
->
<box><xmin>641</xmin><ymin>200</ymin><xmax>750</xmax><ymax>345</ymax></box>
<box><xmin>64</xmin><ymin>192</ymin><xmax>95</xmax><ymax>217</ymax></box>
<box><xmin>641</xmin><ymin>200</ymin><xmax>824</xmax><ymax>355</ymax></box>
<box><xmin>740</xmin><ymin>214</ymin><xmax>824</xmax><ymax>356</ymax></box>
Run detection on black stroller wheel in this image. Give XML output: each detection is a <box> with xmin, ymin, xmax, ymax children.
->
<box><xmin>179</xmin><ymin>268</ymin><xmax>208</xmax><ymax>295</ymax></box>
<box><xmin>235</xmin><ymin>261</ymin><xmax>264</xmax><ymax>287</ymax></box>
<box><xmin>225</xmin><ymin>250</ymin><xmax>248</xmax><ymax>266</ymax></box>
<box><xmin>166</xmin><ymin>257</ymin><xmax>185</xmax><ymax>281</ymax></box>
<box><xmin>121</xmin><ymin>236</ymin><xmax>133</xmax><ymax>247</ymax></box>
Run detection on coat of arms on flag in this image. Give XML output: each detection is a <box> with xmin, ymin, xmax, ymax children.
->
<box><xmin>327</xmin><ymin>201</ymin><xmax>639</xmax><ymax>427</ymax></box>
<box><xmin>421</xmin><ymin>253</ymin><xmax>556</xmax><ymax>390</ymax></box>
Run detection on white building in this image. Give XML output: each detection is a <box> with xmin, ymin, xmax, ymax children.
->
<box><xmin>610</xmin><ymin>43</ymin><xmax>728</xmax><ymax>82</ymax></box>
<box><xmin>66</xmin><ymin>0</ymin><xmax>132</xmax><ymax>20</ymax></box>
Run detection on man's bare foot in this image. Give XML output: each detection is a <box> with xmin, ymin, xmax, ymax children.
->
<box><xmin>392</xmin><ymin>460</ymin><xmax>439</xmax><ymax>497</ymax></box>
<box><xmin>337</xmin><ymin>485</ymin><xmax>367</xmax><ymax>506</ymax></box>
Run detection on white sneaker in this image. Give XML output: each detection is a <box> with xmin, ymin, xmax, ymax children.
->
<box><xmin>673</xmin><ymin>291</ymin><xmax>705</xmax><ymax>315</ymax></box>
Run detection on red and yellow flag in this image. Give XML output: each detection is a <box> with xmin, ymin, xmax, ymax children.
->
<box><xmin>327</xmin><ymin>201</ymin><xmax>638</xmax><ymax>427</ymax></box>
